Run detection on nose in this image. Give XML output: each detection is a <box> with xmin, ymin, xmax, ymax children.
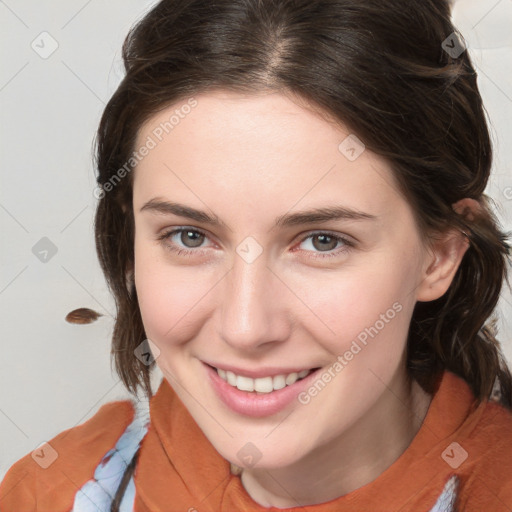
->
<box><xmin>218</xmin><ymin>248</ymin><xmax>289</xmax><ymax>353</ymax></box>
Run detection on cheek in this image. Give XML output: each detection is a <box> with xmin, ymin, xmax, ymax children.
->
<box><xmin>134</xmin><ymin>243</ymin><xmax>208</xmax><ymax>347</ymax></box>
<box><xmin>295</xmin><ymin>255</ymin><xmax>419</xmax><ymax>359</ymax></box>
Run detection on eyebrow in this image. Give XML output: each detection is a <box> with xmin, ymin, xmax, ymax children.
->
<box><xmin>140</xmin><ymin>198</ymin><xmax>377</xmax><ymax>231</ymax></box>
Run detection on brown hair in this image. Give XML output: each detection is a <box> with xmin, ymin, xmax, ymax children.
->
<box><xmin>91</xmin><ymin>1</ymin><xmax>512</xmax><ymax>506</ymax></box>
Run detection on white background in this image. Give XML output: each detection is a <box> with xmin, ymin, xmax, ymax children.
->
<box><xmin>1</xmin><ymin>0</ymin><xmax>511</xmax><ymax>481</ymax></box>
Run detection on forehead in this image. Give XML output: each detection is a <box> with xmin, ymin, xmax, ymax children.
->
<box><xmin>132</xmin><ymin>90</ymin><xmax>403</xmax><ymax>220</ymax></box>
<box><xmin>137</xmin><ymin>90</ymin><xmax>358</xmax><ymax>150</ymax></box>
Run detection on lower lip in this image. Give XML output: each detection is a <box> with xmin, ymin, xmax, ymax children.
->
<box><xmin>204</xmin><ymin>363</ymin><xmax>321</xmax><ymax>418</ymax></box>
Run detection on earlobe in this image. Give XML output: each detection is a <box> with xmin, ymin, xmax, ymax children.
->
<box><xmin>416</xmin><ymin>198</ymin><xmax>478</xmax><ymax>302</ymax></box>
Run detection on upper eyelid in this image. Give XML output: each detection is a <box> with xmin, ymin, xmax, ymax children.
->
<box><xmin>161</xmin><ymin>226</ymin><xmax>354</xmax><ymax>247</ymax></box>
<box><xmin>162</xmin><ymin>226</ymin><xmax>214</xmax><ymax>245</ymax></box>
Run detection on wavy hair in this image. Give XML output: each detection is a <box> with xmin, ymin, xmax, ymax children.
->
<box><xmin>86</xmin><ymin>2</ymin><xmax>512</xmax><ymax>505</ymax></box>
<box><xmin>89</xmin><ymin>1</ymin><xmax>512</xmax><ymax>508</ymax></box>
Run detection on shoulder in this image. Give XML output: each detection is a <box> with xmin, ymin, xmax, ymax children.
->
<box><xmin>476</xmin><ymin>397</ymin><xmax>512</xmax><ymax>432</ymax></box>
<box><xmin>470</xmin><ymin>398</ymin><xmax>512</xmax><ymax>455</ymax></box>
<box><xmin>0</xmin><ymin>397</ymin><xmax>139</xmax><ymax>512</ymax></box>
<box><xmin>457</xmin><ymin>398</ymin><xmax>512</xmax><ymax>510</ymax></box>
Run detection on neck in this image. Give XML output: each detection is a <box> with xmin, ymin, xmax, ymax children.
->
<box><xmin>240</xmin><ymin>369</ymin><xmax>433</xmax><ymax>508</ymax></box>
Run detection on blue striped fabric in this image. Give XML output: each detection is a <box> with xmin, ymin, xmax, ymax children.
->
<box><xmin>70</xmin><ymin>398</ymin><xmax>150</xmax><ymax>512</ymax></box>
<box><xmin>428</xmin><ymin>475</ymin><xmax>458</xmax><ymax>512</ymax></box>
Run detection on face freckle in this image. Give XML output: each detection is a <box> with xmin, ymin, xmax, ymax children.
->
<box><xmin>131</xmin><ymin>89</ymin><xmax>431</xmax><ymax>470</ymax></box>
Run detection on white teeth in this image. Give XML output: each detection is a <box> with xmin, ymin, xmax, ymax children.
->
<box><xmin>285</xmin><ymin>372</ymin><xmax>298</xmax><ymax>386</ymax></box>
<box><xmin>236</xmin><ymin>375</ymin><xmax>254</xmax><ymax>392</ymax></box>
<box><xmin>272</xmin><ymin>374</ymin><xmax>286</xmax><ymax>390</ymax></box>
<box><xmin>226</xmin><ymin>371</ymin><xmax>237</xmax><ymax>386</ymax></box>
<box><xmin>216</xmin><ymin>367</ymin><xmax>313</xmax><ymax>393</ymax></box>
<box><xmin>254</xmin><ymin>376</ymin><xmax>273</xmax><ymax>393</ymax></box>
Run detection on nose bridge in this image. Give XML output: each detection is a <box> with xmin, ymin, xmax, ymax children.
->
<box><xmin>219</xmin><ymin>245</ymin><xmax>278</xmax><ymax>350</ymax></box>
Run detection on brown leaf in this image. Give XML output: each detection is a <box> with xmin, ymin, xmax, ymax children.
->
<box><xmin>65</xmin><ymin>308</ymin><xmax>103</xmax><ymax>324</ymax></box>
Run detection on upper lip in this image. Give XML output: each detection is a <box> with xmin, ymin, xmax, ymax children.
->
<box><xmin>202</xmin><ymin>361</ymin><xmax>320</xmax><ymax>379</ymax></box>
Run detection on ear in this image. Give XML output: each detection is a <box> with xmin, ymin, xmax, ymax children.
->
<box><xmin>416</xmin><ymin>198</ymin><xmax>478</xmax><ymax>302</ymax></box>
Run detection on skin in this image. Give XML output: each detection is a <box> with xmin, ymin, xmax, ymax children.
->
<box><xmin>131</xmin><ymin>89</ymin><xmax>470</xmax><ymax>507</ymax></box>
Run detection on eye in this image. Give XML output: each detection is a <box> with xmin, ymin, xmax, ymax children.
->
<box><xmin>295</xmin><ymin>231</ymin><xmax>354</xmax><ymax>259</ymax></box>
<box><xmin>157</xmin><ymin>227</ymin><xmax>212</xmax><ymax>256</ymax></box>
<box><xmin>157</xmin><ymin>227</ymin><xmax>355</xmax><ymax>259</ymax></box>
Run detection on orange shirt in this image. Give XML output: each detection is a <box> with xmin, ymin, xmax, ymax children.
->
<box><xmin>1</xmin><ymin>370</ymin><xmax>512</xmax><ymax>511</ymax></box>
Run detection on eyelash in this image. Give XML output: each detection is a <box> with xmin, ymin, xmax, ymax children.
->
<box><xmin>156</xmin><ymin>227</ymin><xmax>355</xmax><ymax>260</ymax></box>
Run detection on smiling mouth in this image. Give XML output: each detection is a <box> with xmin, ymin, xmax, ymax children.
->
<box><xmin>206</xmin><ymin>364</ymin><xmax>321</xmax><ymax>394</ymax></box>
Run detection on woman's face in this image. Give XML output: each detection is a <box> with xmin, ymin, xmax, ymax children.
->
<box><xmin>132</xmin><ymin>90</ymin><xmax>434</xmax><ymax>468</ymax></box>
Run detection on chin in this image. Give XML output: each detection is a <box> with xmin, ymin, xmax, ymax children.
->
<box><xmin>209</xmin><ymin>434</ymin><xmax>311</xmax><ymax>471</ymax></box>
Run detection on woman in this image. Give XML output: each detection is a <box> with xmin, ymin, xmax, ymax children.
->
<box><xmin>1</xmin><ymin>0</ymin><xmax>511</xmax><ymax>510</ymax></box>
